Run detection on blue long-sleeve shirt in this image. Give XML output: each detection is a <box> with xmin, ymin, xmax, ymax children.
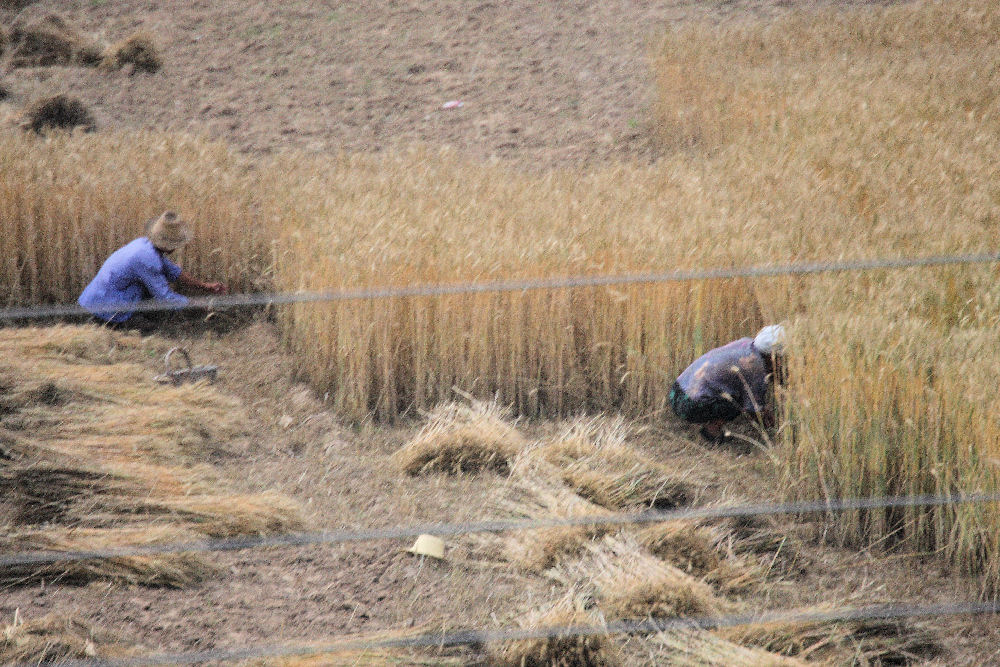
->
<box><xmin>78</xmin><ymin>237</ymin><xmax>188</xmax><ymax>322</ymax></box>
<box><xmin>675</xmin><ymin>338</ymin><xmax>770</xmax><ymax>414</ymax></box>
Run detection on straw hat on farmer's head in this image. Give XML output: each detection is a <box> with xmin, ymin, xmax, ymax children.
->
<box><xmin>145</xmin><ymin>211</ymin><xmax>193</xmax><ymax>251</ymax></box>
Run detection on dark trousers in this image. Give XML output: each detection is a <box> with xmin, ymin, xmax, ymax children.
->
<box><xmin>669</xmin><ymin>381</ymin><xmax>741</xmax><ymax>424</ymax></box>
<box><xmin>85</xmin><ymin>310</ymin><xmax>196</xmax><ymax>336</ymax></box>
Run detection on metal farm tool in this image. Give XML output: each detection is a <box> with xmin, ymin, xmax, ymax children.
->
<box><xmin>153</xmin><ymin>347</ymin><xmax>219</xmax><ymax>385</ymax></box>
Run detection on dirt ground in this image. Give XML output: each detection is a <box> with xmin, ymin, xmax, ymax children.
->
<box><xmin>4</xmin><ymin>0</ymin><xmax>1000</xmax><ymax>664</ymax></box>
<box><xmin>4</xmin><ymin>0</ymin><xmax>892</xmax><ymax>169</ymax></box>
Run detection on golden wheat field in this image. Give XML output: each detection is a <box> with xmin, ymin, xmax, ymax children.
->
<box><xmin>2</xmin><ymin>0</ymin><xmax>1000</xmax><ymax>618</ymax></box>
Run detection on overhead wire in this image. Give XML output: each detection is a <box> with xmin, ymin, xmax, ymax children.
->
<box><xmin>2</xmin><ymin>251</ymin><xmax>999</xmax><ymax>321</ymax></box>
<box><xmin>44</xmin><ymin>600</ymin><xmax>1000</xmax><ymax>667</ymax></box>
<box><xmin>2</xmin><ymin>492</ymin><xmax>998</xmax><ymax>569</ymax></box>
<box><xmin>4</xmin><ymin>251</ymin><xmax>1000</xmax><ymax>664</ymax></box>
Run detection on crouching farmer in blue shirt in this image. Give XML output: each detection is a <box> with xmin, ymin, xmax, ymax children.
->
<box><xmin>78</xmin><ymin>211</ymin><xmax>227</xmax><ymax>331</ymax></box>
<box><xmin>669</xmin><ymin>324</ymin><xmax>785</xmax><ymax>444</ymax></box>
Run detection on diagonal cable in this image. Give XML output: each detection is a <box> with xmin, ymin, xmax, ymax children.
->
<box><xmin>2</xmin><ymin>492</ymin><xmax>998</xmax><ymax>569</ymax></box>
<box><xmin>44</xmin><ymin>600</ymin><xmax>1000</xmax><ymax>667</ymax></box>
<box><xmin>2</xmin><ymin>252</ymin><xmax>999</xmax><ymax>321</ymax></box>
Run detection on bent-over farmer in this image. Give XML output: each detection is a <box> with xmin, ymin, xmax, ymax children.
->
<box><xmin>78</xmin><ymin>211</ymin><xmax>227</xmax><ymax>329</ymax></box>
<box><xmin>669</xmin><ymin>324</ymin><xmax>786</xmax><ymax>443</ymax></box>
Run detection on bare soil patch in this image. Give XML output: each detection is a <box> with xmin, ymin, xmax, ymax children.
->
<box><xmin>3</xmin><ymin>0</ymin><xmax>893</xmax><ymax>168</ymax></box>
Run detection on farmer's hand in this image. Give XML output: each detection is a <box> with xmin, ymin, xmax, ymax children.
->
<box><xmin>204</xmin><ymin>282</ymin><xmax>228</xmax><ymax>295</ymax></box>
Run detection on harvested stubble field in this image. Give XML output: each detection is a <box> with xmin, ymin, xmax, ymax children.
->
<box><xmin>3</xmin><ymin>324</ymin><xmax>985</xmax><ymax>665</ymax></box>
<box><xmin>3</xmin><ymin>0</ymin><xmax>1000</xmax><ymax>664</ymax></box>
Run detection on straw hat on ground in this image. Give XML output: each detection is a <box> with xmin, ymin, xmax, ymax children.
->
<box><xmin>406</xmin><ymin>534</ymin><xmax>445</xmax><ymax>559</ymax></box>
<box><xmin>145</xmin><ymin>211</ymin><xmax>192</xmax><ymax>251</ymax></box>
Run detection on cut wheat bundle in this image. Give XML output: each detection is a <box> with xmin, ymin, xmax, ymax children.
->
<box><xmin>6</xmin><ymin>13</ymin><xmax>102</xmax><ymax>68</ymax></box>
<box><xmin>0</xmin><ymin>525</ymin><xmax>214</xmax><ymax>587</ymax></box>
<box><xmin>488</xmin><ymin>459</ymin><xmax>614</xmax><ymax>572</ymax></box>
<box><xmin>393</xmin><ymin>399</ymin><xmax>527</xmax><ymax>475</ymax></box>
<box><xmin>554</xmin><ymin>535</ymin><xmax>729</xmax><ymax>622</ymax></box>
<box><xmin>489</xmin><ymin>593</ymin><xmax>623</xmax><ymax>667</ymax></box>
<box><xmin>0</xmin><ymin>614</ymin><xmax>139</xmax><ymax>665</ymax></box>
<box><xmin>718</xmin><ymin>606</ymin><xmax>942</xmax><ymax>665</ymax></box>
<box><xmin>647</xmin><ymin>626</ymin><xmax>805</xmax><ymax>666</ymax></box>
<box><xmin>534</xmin><ymin>417</ymin><xmax>694</xmax><ymax>511</ymax></box>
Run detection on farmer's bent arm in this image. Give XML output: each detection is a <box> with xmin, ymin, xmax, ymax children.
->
<box><xmin>78</xmin><ymin>211</ymin><xmax>227</xmax><ymax>325</ymax></box>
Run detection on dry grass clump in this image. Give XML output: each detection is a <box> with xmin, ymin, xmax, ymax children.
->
<box><xmin>636</xmin><ymin>522</ymin><xmax>720</xmax><ymax>575</ymax></box>
<box><xmin>101</xmin><ymin>31</ymin><xmax>161</xmax><ymax>74</ymax></box>
<box><xmin>509</xmin><ymin>526</ymin><xmax>592</xmax><ymax>573</ymax></box>
<box><xmin>0</xmin><ymin>325</ymin><xmax>304</xmax><ymax>586</ymax></box>
<box><xmin>490</xmin><ymin>467</ymin><xmax>613</xmax><ymax>572</ymax></box>
<box><xmin>556</xmin><ymin>536</ymin><xmax>728</xmax><ymax>622</ymax></box>
<box><xmin>711</xmin><ymin>513</ymin><xmax>806</xmax><ymax>578</ymax></box>
<box><xmin>636</xmin><ymin>521</ymin><xmax>768</xmax><ymax>595</ymax></box>
<box><xmin>490</xmin><ymin>595</ymin><xmax>622</xmax><ymax>667</ymax></box>
<box><xmin>719</xmin><ymin>610</ymin><xmax>941</xmax><ymax>665</ymax></box>
<box><xmin>600</xmin><ymin>569</ymin><xmax>715</xmax><ymax>621</ymax></box>
<box><xmin>0</xmin><ymin>614</ymin><xmax>138</xmax><ymax>665</ymax></box>
<box><xmin>6</xmin><ymin>13</ymin><xmax>103</xmax><ymax>68</ymax></box>
<box><xmin>598</xmin><ymin>563</ymin><xmax>721</xmax><ymax>622</ymax></box>
<box><xmin>0</xmin><ymin>526</ymin><xmax>215</xmax><ymax>587</ymax></box>
<box><xmin>536</xmin><ymin>417</ymin><xmax>693</xmax><ymax>511</ymax></box>
<box><xmin>648</xmin><ymin>627</ymin><xmax>805</xmax><ymax>666</ymax></box>
<box><xmin>147</xmin><ymin>490</ymin><xmax>304</xmax><ymax>538</ymax></box>
<box><xmin>393</xmin><ymin>399</ymin><xmax>527</xmax><ymax>475</ymax></box>
<box><xmin>20</xmin><ymin>93</ymin><xmax>95</xmax><ymax>134</ymax></box>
